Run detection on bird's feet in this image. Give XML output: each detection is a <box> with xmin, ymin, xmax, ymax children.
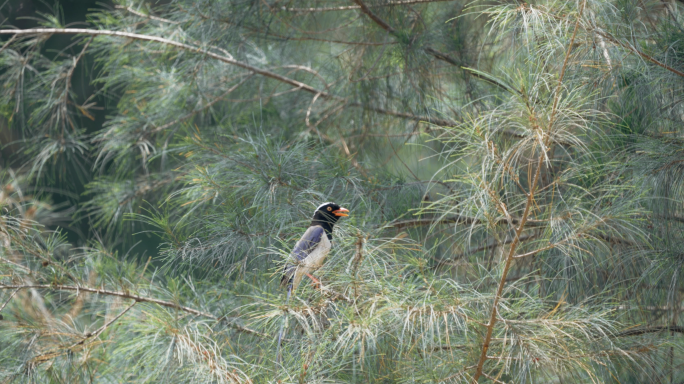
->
<box><xmin>305</xmin><ymin>273</ymin><xmax>321</xmax><ymax>290</ymax></box>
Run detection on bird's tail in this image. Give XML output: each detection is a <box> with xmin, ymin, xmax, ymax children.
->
<box><xmin>275</xmin><ymin>284</ymin><xmax>291</xmax><ymax>370</ymax></box>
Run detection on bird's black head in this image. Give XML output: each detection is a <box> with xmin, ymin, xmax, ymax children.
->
<box><xmin>311</xmin><ymin>202</ymin><xmax>349</xmax><ymax>236</ymax></box>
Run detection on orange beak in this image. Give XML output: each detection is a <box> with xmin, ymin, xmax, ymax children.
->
<box><xmin>332</xmin><ymin>207</ymin><xmax>349</xmax><ymax>217</ymax></box>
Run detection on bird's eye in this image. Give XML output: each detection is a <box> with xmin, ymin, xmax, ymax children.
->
<box><xmin>327</xmin><ymin>207</ymin><xmax>332</xmax><ymax>211</ymax></box>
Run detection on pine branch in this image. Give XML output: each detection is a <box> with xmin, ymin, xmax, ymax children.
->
<box><xmin>70</xmin><ymin>301</ymin><xmax>136</xmax><ymax>348</ymax></box>
<box><xmin>0</xmin><ymin>256</ymin><xmax>32</xmax><ymax>273</ymax></box>
<box><xmin>0</xmin><ymin>289</ymin><xmax>19</xmax><ymax>318</ymax></box>
<box><xmin>435</xmin><ymin>234</ymin><xmax>538</xmax><ymax>266</ymax></box>
<box><xmin>594</xmin><ymin>30</ymin><xmax>684</xmax><ymax>78</ymax></box>
<box><xmin>0</xmin><ymin>28</ymin><xmax>327</xmax><ymax>97</ymax></box>
<box><xmin>0</xmin><ymin>284</ymin><xmax>265</xmax><ymax>337</ymax></box>
<box><xmin>349</xmin><ymin>102</ymin><xmax>457</xmax><ymax>126</ymax></box>
<box><xmin>0</xmin><ymin>28</ymin><xmax>453</xmax><ymax>127</ymax></box>
<box><xmin>114</xmin><ymin>5</ymin><xmax>180</xmax><ymax>24</ymax></box>
<box><xmin>352</xmin><ymin>0</ymin><xmax>519</xmax><ymax>109</ymax></box>
<box><xmin>471</xmin><ymin>4</ymin><xmax>587</xmax><ymax>381</ymax></box>
<box><xmin>386</xmin><ymin>215</ymin><xmax>528</xmax><ymax>229</ymax></box>
<box><xmin>424</xmin><ymin>48</ymin><xmax>522</xmax><ymax>95</ymax></box>
<box><xmin>286</xmin><ymin>0</ymin><xmax>456</xmax><ymax>12</ymax></box>
<box><xmin>150</xmin><ymin>74</ymin><xmax>253</xmax><ymax>133</ymax></box>
<box><xmin>30</xmin><ymin>301</ymin><xmax>137</xmax><ymax>365</ymax></box>
<box><xmin>471</xmin><ymin>148</ymin><xmax>546</xmax><ymax>383</ymax></box>
<box><xmin>616</xmin><ymin>326</ymin><xmax>684</xmax><ymax>337</ymax></box>
<box><xmin>352</xmin><ymin>0</ymin><xmax>398</xmax><ymax>36</ymax></box>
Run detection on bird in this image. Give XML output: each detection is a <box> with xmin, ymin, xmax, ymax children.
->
<box><xmin>277</xmin><ymin>202</ymin><xmax>349</xmax><ymax>367</ymax></box>
<box><xmin>280</xmin><ymin>202</ymin><xmax>349</xmax><ymax>294</ymax></box>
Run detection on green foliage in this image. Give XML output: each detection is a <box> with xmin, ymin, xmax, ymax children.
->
<box><xmin>2</xmin><ymin>0</ymin><xmax>684</xmax><ymax>382</ymax></box>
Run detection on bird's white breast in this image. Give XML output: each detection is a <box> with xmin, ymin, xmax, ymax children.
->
<box><xmin>302</xmin><ymin>234</ymin><xmax>331</xmax><ymax>271</ymax></box>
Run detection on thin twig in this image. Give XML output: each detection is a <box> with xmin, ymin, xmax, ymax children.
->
<box><xmin>349</xmin><ymin>102</ymin><xmax>456</xmax><ymax>126</ymax></box>
<box><xmin>550</xmin><ymin>1</ymin><xmax>586</xmax><ymax>123</ymax></box>
<box><xmin>436</xmin><ymin>234</ymin><xmax>537</xmax><ymax>266</ymax></box>
<box><xmin>424</xmin><ymin>48</ymin><xmax>521</xmax><ymax>95</ymax></box>
<box><xmin>0</xmin><ymin>256</ymin><xmax>31</xmax><ymax>273</ymax></box>
<box><xmin>0</xmin><ymin>289</ymin><xmax>19</xmax><ymax>314</ymax></box>
<box><xmin>30</xmin><ymin>301</ymin><xmax>137</xmax><ymax>364</ymax></box>
<box><xmin>61</xmin><ymin>35</ymin><xmax>94</xmax><ymax>133</ymax></box>
<box><xmin>0</xmin><ymin>35</ymin><xmax>16</xmax><ymax>55</ymax></box>
<box><xmin>387</xmin><ymin>135</ymin><xmax>420</xmax><ymax>181</ymax></box>
<box><xmin>258</xmin><ymin>31</ymin><xmax>399</xmax><ymax>46</ymax></box>
<box><xmin>70</xmin><ymin>301</ymin><xmax>136</xmax><ymax>348</ymax></box>
<box><xmin>151</xmin><ymin>74</ymin><xmax>253</xmax><ymax>133</ymax></box>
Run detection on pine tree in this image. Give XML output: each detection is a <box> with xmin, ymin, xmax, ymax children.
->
<box><xmin>1</xmin><ymin>0</ymin><xmax>684</xmax><ymax>382</ymax></box>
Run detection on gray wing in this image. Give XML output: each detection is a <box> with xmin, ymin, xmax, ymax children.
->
<box><xmin>280</xmin><ymin>226</ymin><xmax>325</xmax><ymax>288</ymax></box>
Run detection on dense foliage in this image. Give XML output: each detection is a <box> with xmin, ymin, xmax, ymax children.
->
<box><xmin>1</xmin><ymin>0</ymin><xmax>684</xmax><ymax>382</ymax></box>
